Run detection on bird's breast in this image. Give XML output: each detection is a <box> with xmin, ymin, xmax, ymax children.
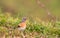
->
<box><xmin>18</xmin><ymin>22</ymin><xmax>26</xmax><ymax>28</ymax></box>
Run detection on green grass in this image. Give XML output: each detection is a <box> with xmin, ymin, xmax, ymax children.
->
<box><xmin>0</xmin><ymin>13</ymin><xmax>60</xmax><ymax>38</ymax></box>
<box><xmin>0</xmin><ymin>0</ymin><xmax>60</xmax><ymax>38</ymax></box>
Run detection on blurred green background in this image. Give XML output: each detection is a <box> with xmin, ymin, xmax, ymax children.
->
<box><xmin>0</xmin><ymin>0</ymin><xmax>60</xmax><ymax>19</ymax></box>
<box><xmin>0</xmin><ymin>0</ymin><xmax>60</xmax><ymax>38</ymax></box>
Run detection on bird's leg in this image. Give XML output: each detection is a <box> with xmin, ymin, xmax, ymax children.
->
<box><xmin>21</xmin><ymin>31</ymin><xmax>25</xmax><ymax>38</ymax></box>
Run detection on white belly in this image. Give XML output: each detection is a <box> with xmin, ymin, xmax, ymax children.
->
<box><xmin>18</xmin><ymin>27</ymin><xmax>26</xmax><ymax>31</ymax></box>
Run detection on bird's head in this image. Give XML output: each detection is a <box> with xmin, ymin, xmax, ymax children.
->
<box><xmin>21</xmin><ymin>17</ymin><xmax>27</xmax><ymax>22</ymax></box>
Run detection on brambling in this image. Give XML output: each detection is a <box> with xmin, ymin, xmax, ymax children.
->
<box><xmin>18</xmin><ymin>17</ymin><xmax>27</xmax><ymax>31</ymax></box>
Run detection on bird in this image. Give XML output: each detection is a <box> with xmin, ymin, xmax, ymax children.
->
<box><xmin>17</xmin><ymin>17</ymin><xmax>27</xmax><ymax>38</ymax></box>
<box><xmin>17</xmin><ymin>17</ymin><xmax>27</xmax><ymax>31</ymax></box>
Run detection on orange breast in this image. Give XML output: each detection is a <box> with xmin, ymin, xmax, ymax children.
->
<box><xmin>18</xmin><ymin>22</ymin><xmax>26</xmax><ymax>28</ymax></box>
